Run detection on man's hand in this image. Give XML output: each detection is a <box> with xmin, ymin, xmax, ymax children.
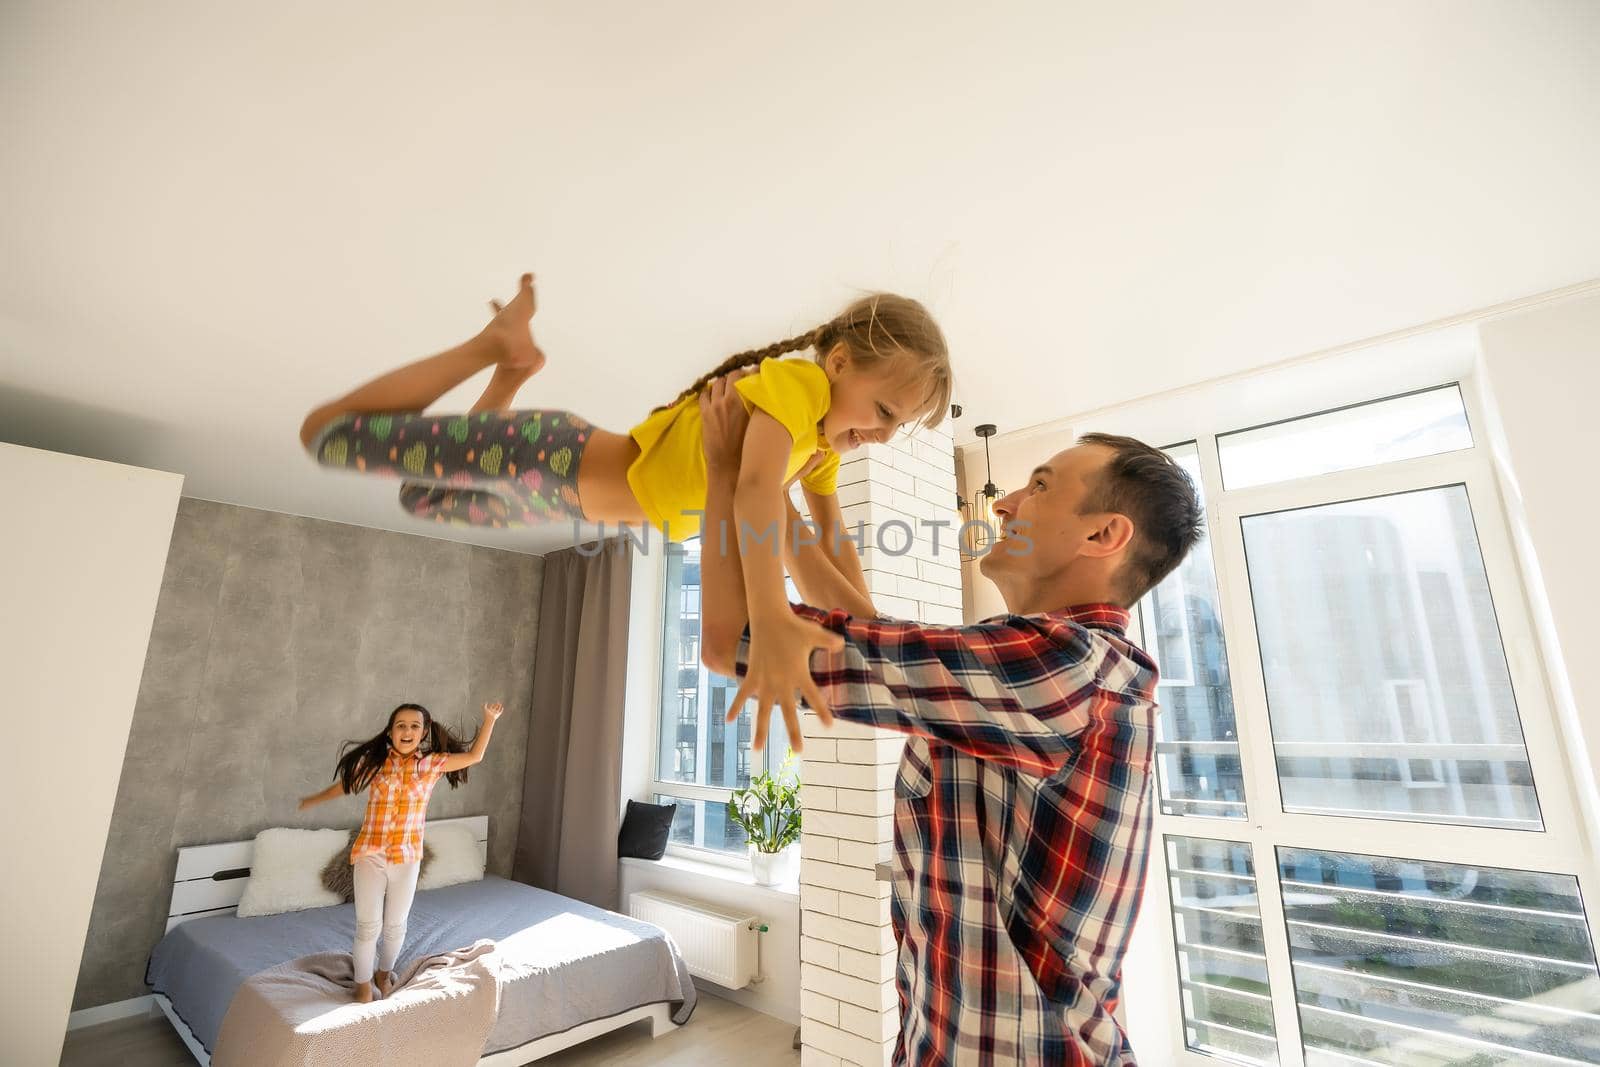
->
<box><xmin>729</xmin><ymin>610</ymin><xmax>843</xmax><ymax>751</ymax></box>
<box><xmin>698</xmin><ymin>368</ymin><xmax>757</xmax><ymax>479</ymax></box>
<box><xmin>699</xmin><ymin>365</ymin><xmax>824</xmax><ymax>518</ymax></box>
<box><xmin>698</xmin><ymin>363</ymin><xmax>845</xmax><ymax>750</ymax></box>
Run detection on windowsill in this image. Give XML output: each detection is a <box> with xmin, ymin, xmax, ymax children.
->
<box><xmin>620</xmin><ymin>853</ymin><xmax>801</xmax><ymax>900</ymax></box>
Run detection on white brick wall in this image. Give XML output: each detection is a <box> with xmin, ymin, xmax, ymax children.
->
<box><xmin>799</xmin><ymin>421</ymin><xmax>957</xmax><ymax>1067</ymax></box>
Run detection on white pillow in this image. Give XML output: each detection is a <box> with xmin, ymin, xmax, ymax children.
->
<box><xmin>237</xmin><ymin>828</ymin><xmax>349</xmax><ymax>917</ymax></box>
<box><xmin>418</xmin><ymin>824</ymin><xmax>485</xmax><ymax>891</ymax></box>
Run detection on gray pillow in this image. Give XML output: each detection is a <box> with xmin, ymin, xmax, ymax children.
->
<box><xmin>320</xmin><ymin>831</ymin><xmax>435</xmax><ymax>902</ymax></box>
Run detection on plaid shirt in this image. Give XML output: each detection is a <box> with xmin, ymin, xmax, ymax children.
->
<box><xmin>741</xmin><ymin>603</ymin><xmax>1158</xmax><ymax>1066</ymax></box>
<box><xmin>350</xmin><ymin>751</ymin><xmax>449</xmax><ymax>865</ymax></box>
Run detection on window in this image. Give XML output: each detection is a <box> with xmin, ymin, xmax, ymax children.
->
<box><xmin>1276</xmin><ymin>849</ymin><xmax>1600</xmax><ymax>1065</ymax></box>
<box><xmin>1240</xmin><ymin>485</ymin><xmax>1540</xmax><ymax>830</ymax></box>
<box><xmin>1128</xmin><ymin>381</ymin><xmax>1598</xmax><ymax>1065</ymax></box>
<box><xmin>1217</xmin><ymin>385</ymin><xmax>1473</xmax><ymax>490</ymax></box>
<box><xmin>1165</xmin><ymin>836</ymin><xmax>1280</xmax><ymax>1063</ymax></box>
<box><xmin>1137</xmin><ymin>444</ymin><xmax>1248</xmax><ymax>820</ymax></box>
<box><xmin>652</xmin><ymin>536</ymin><xmax>798</xmax><ymax>857</ymax></box>
<box><xmin>654</xmin><ymin>793</ymin><xmax>750</xmax><ymax>853</ymax></box>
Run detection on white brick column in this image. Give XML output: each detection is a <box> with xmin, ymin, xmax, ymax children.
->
<box><xmin>797</xmin><ymin>421</ymin><xmax>960</xmax><ymax>1067</ymax></box>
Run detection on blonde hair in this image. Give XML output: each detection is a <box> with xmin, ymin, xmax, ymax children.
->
<box><xmin>654</xmin><ymin>293</ymin><xmax>952</xmax><ymax>431</ymax></box>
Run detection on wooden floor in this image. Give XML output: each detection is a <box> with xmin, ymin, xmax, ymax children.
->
<box><xmin>60</xmin><ymin>993</ymin><xmax>800</xmax><ymax>1067</ymax></box>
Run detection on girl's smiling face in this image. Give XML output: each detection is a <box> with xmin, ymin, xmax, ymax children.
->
<box><xmin>389</xmin><ymin>709</ymin><xmax>427</xmax><ymax>756</ymax></box>
<box><xmin>819</xmin><ymin>349</ymin><xmax>927</xmax><ymax>454</ymax></box>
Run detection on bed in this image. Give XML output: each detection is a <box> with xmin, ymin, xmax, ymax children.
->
<box><xmin>146</xmin><ymin>816</ymin><xmax>697</xmax><ymax>1065</ymax></box>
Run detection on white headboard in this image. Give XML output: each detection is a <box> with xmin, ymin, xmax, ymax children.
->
<box><xmin>165</xmin><ymin>815</ymin><xmax>489</xmax><ymax>932</ymax></box>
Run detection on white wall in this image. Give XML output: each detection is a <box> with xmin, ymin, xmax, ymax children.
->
<box><xmin>619</xmin><ymin>544</ymin><xmax>802</xmax><ymax>1024</ymax></box>
<box><xmin>620</xmin><ymin>860</ymin><xmax>802</xmax><ymax>1026</ymax></box>
<box><xmin>1474</xmin><ymin>291</ymin><xmax>1600</xmax><ymax>855</ymax></box>
<box><xmin>959</xmin><ymin>428</ymin><xmax>1060</xmax><ymax>622</ymax></box>
<box><xmin>796</xmin><ymin>427</ymin><xmax>961</xmax><ymax>1067</ymax></box>
<box><xmin>0</xmin><ymin>445</ymin><xmax>181</xmax><ymax>1065</ymax></box>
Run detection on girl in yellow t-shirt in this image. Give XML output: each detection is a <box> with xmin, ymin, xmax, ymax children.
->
<box><xmin>299</xmin><ymin>270</ymin><xmax>951</xmax><ymax>600</ymax></box>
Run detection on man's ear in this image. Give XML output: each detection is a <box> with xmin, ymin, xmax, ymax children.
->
<box><xmin>1081</xmin><ymin>513</ymin><xmax>1135</xmax><ymax>559</ymax></box>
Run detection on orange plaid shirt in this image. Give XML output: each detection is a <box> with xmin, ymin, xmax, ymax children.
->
<box><xmin>350</xmin><ymin>751</ymin><xmax>450</xmax><ymax>864</ymax></box>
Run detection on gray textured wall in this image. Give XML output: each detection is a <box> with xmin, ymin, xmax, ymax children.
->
<box><xmin>73</xmin><ymin>498</ymin><xmax>544</xmax><ymax>1009</ymax></box>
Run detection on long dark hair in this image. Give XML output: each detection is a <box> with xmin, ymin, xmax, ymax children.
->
<box><xmin>334</xmin><ymin>703</ymin><xmax>474</xmax><ymax>794</ymax></box>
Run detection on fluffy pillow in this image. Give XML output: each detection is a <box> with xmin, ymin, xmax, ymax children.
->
<box><xmin>417</xmin><ymin>824</ymin><xmax>485</xmax><ymax>891</ymax></box>
<box><xmin>319</xmin><ymin>831</ymin><xmax>436</xmax><ymax>903</ymax></box>
<box><xmin>236</xmin><ymin>828</ymin><xmax>349</xmax><ymax>917</ymax></box>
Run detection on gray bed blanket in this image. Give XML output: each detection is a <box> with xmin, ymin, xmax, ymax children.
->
<box><xmin>146</xmin><ymin>876</ymin><xmax>697</xmax><ymax>1056</ymax></box>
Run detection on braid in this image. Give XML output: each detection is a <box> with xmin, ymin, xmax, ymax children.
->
<box><xmin>651</xmin><ymin>324</ymin><xmax>833</xmax><ymax>415</ymax></box>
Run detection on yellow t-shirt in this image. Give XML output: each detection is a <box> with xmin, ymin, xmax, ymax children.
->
<box><xmin>627</xmin><ymin>358</ymin><xmax>841</xmax><ymax>541</ymax></box>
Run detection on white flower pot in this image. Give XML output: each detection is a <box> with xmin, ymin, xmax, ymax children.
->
<box><xmin>749</xmin><ymin>845</ymin><xmax>797</xmax><ymax>886</ymax></box>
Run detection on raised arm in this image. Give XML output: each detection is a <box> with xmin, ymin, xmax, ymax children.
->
<box><xmin>298</xmin><ymin>781</ymin><xmax>346</xmax><ymax>811</ymax></box>
<box><xmin>697</xmin><ymin>378</ymin><xmax>842</xmax><ymax>751</ymax></box>
<box><xmin>737</xmin><ymin>608</ymin><xmax>1154</xmax><ymax>776</ymax></box>
<box><xmin>783</xmin><ymin>494</ymin><xmax>877</xmax><ymax>618</ymax></box>
<box><xmin>802</xmin><ymin>486</ymin><xmax>872</xmax><ymax>603</ymax></box>
<box><xmin>437</xmin><ymin>701</ymin><xmax>504</xmax><ymax>773</ymax></box>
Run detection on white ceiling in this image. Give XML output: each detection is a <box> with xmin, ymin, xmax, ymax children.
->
<box><xmin>4</xmin><ymin>2</ymin><xmax>1599</xmax><ymax>555</ymax></box>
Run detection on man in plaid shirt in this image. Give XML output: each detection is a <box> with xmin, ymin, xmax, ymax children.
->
<box><xmin>697</xmin><ymin>377</ymin><xmax>1203</xmax><ymax>1065</ymax></box>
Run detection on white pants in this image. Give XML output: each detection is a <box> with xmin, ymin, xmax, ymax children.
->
<box><xmin>351</xmin><ymin>855</ymin><xmax>421</xmax><ymax>983</ymax></box>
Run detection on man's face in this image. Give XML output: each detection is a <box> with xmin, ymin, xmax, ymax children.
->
<box><xmin>979</xmin><ymin>443</ymin><xmax>1115</xmax><ymax>585</ymax></box>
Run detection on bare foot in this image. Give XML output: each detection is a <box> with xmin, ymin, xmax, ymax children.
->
<box><xmin>354</xmin><ymin>980</ymin><xmax>375</xmax><ymax>1004</ymax></box>
<box><xmin>374</xmin><ymin>970</ymin><xmax>396</xmax><ymax>998</ymax></box>
<box><xmin>482</xmin><ymin>272</ymin><xmax>546</xmax><ymax>374</ymax></box>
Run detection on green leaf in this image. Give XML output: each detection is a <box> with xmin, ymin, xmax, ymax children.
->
<box><xmin>725</xmin><ymin>764</ymin><xmax>803</xmax><ymax>852</ymax></box>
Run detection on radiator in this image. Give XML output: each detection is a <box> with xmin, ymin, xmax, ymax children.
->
<box><xmin>629</xmin><ymin>891</ymin><xmax>761</xmax><ymax>989</ymax></box>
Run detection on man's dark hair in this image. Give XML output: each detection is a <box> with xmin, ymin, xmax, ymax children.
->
<box><xmin>1077</xmin><ymin>433</ymin><xmax>1205</xmax><ymax>605</ymax></box>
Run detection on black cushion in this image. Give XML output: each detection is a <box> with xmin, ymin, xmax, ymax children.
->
<box><xmin>617</xmin><ymin>799</ymin><xmax>677</xmax><ymax>860</ymax></box>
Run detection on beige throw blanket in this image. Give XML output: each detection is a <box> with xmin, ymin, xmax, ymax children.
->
<box><xmin>213</xmin><ymin>940</ymin><xmax>501</xmax><ymax>1067</ymax></box>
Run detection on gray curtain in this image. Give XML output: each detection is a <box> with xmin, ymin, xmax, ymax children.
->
<box><xmin>513</xmin><ymin>537</ymin><xmax>633</xmax><ymax>910</ymax></box>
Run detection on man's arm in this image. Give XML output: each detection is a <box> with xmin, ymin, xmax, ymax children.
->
<box><xmin>698</xmin><ymin>381</ymin><xmax>841</xmax><ymax>750</ymax></box>
<box><xmin>736</xmin><ymin>607</ymin><xmax>1153</xmax><ymax>777</ymax></box>
<box><xmin>782</xmin><ymin>495</ymin><xmax>878</xmax><ymax>618</ymax></box>
<box><xmin>700</xmin><ymin>442</ymin><xmax>748</xmax><ymax>678</ymax></box>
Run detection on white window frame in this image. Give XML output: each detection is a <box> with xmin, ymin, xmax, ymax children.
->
<box><xmin>647</xmin><ymin>539</ymin><xmax>794</xmax><ymax>868</ymax></box>
<box><xmin>1092</xmin><ymin>345</ymin><xmax>1600</xmax><ymax>1065</ymax></box>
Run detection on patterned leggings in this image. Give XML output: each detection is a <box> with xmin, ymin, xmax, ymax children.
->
<box><xmin>308</xmin><ymin>409</ymin><xmax>591</xmax><ymax>528</ymax></box>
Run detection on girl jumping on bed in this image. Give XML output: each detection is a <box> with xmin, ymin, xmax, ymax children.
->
<box><xmin>298</xmin><ymin>700</ymin><xmax>504</xmax><ymax>1002</ymax></box>
<box><xmin>299</xmin><ymin>273</ymin><xmax>952</xmax><ymax>748</ymax></box>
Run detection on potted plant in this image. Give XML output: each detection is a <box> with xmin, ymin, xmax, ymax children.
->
<box><xmin>726</xmin><ymin>755</ymin><xmax>801</xmax><ymax>885</ymax></box>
